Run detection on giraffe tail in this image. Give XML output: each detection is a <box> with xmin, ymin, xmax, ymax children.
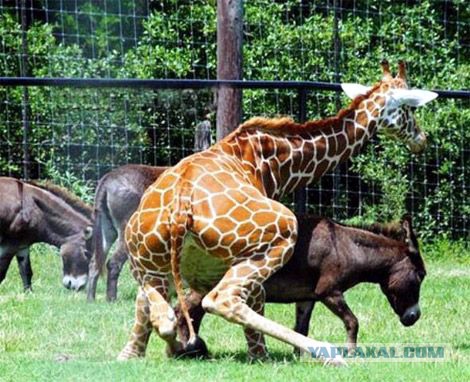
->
<box><xmin>169</xmin><ymin>185</ymin><xmax>208</xmax><ymax>357</ymax></box>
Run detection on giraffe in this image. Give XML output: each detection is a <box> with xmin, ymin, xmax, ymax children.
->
<box><xmin>118</xmin><ymin>61</ymin><xmax>437</xmax><ymax>365</ymax></box>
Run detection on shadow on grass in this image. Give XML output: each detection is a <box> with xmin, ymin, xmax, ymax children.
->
<box><xmin>175</xmin><ymin>349</ymin><xmax>299</xmax><ymax>364</ymax></box>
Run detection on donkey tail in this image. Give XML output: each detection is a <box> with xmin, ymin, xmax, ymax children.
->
<box><xmin>92</xmin><ymin>184</ymin><xmax>110</xmax><ymax>276</ymax></box>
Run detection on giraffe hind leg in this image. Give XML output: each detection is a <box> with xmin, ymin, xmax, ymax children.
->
<box><xmin>244</xmin><ymin>283</ymin><xmax>267</xmax><ymax>360</ymax></box>
<box><xmin>117</xmin><ymin>286</ymin><xmax>152</xmax><ymax>360</ymax></box>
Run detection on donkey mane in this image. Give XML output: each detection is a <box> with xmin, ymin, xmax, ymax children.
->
<box><xmin>238</xmin><ymin>82</ymin><xmax>382</xmax><ymax>135</ymax></box>
<box><xmin>342</xmin><ymin>220</ymin><xmax>405</xmax><ymax>242</ymax></box>
<box><xmin>29</xmin><ymin>180</ymin><xmax>93</xmax><ymax>220</ymax></box>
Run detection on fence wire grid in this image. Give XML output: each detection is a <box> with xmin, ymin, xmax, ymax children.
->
<box><xmin>0</xmin><ymin>0</ymin><xmax>469</xmax><ymax>239</ymax></box>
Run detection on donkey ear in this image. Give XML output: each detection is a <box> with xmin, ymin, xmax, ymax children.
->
<box><xmin>341</xmin><ymin>83</ymin><xmax>372</xmax><ymax>99</ymax></box>
<box><xmin>392</xmin><ymin>89</ymin><xmax>438</xmax><ymax>107</ymax></box>
<box><xmin>84</xmin><ymin>226</ymin><xmax>93</xmax><ymax>240</ymax></box>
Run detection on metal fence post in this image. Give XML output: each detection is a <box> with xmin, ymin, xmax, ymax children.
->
<box><xmin>20</xmin><ymin>0</ymin><xmax>31</xmax><ymax>180</ymax></box>
<box><xmin>294</xmin><ymin>88</ymin><xmax>308</xmax><ymax>215</ymax></box>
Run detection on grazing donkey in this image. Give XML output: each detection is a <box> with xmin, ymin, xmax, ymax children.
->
<box><xmin>86</xmin><ymin>165</ymin><xmax>168</xmax><ymax>302</ymax></box>
<box><xmin>175</xmin><ymin>215</ymin><xmax>426</xmax><ymax>355</ymax></box>
<box><xmin>0</xmin><ymin>177</ymin><xmax>93</xmax><ymax>290</ymax></box>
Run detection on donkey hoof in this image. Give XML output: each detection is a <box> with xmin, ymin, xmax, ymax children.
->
<box><xmin>174</xmin><ymin>336</ymin><xmax>209</xmax><ymax>359</ymax></box>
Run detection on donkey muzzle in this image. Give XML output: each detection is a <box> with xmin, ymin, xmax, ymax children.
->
<box><xmin>400</xmin><ymin>304</ymin><xmax>421</xmax><ymax>326</ymax></box>
<box><xmin>63</xmin><ymin>274</ymin><xmax>88</xmax><ymax>291</ymax></box>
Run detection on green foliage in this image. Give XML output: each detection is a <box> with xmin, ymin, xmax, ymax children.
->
<box><xmin>0</xmin><ymin>0</ymin><xmax>468</xmax><ymax>239</ymax></box>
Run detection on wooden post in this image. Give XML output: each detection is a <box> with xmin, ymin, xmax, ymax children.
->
<box><xmin>216</xmin><ymin>0</ymin><xmax>243</xmax><ymax>141</ymax></box>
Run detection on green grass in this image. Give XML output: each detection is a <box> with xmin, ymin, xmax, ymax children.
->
<box><xmin>0</xmin><ymin>244</ymin><xmax>469</xmax><ymax>382</ymax></box>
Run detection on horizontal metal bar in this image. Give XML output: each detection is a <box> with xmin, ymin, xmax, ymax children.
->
<box><xmin>0</xmin><ymin>77</ymin><xmax>468</xmax><ymax>98</ymax></box>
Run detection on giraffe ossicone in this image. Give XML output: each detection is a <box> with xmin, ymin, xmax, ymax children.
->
<box><xmin>119</xmin><ymin>60</ymin><xmax>437</xmax><ymax>366</ymax></box>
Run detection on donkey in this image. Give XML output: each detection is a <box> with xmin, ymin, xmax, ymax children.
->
<box><xmin>175</xmin><ymin>214</ymin><xmax>426</xmax><ymax>355</ymax></box>
<box><xmin>0</xmin><ymin>177</ymin><xmax>93</xmax><ymax>291</ymax></box>
<box><xmin>86</xmin><ymin>164</ymin><xmax>168</xmax><ymax>301</ymax></box>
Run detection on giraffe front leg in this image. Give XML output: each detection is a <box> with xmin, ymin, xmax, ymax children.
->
<box><xmin>244</xmin><ymin>283</ymin><xmax>267</xmax><ymax>361</ymax></box>
<box><xmin>117</xmin><ymin>287</ymin><xmax>152</xmax><ymax>360</ymax></box>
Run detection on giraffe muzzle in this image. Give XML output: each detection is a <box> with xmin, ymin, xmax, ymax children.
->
<box><xmin>407</xmin><ymin>132</ymin><xmax>427</xmax><ymax>154</ymax></box>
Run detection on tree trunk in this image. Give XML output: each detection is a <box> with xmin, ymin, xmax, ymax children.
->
<box><xmin>216</xmin><ymin>0</ymin><xmax>243</xmax><ymax>140</ymax></box>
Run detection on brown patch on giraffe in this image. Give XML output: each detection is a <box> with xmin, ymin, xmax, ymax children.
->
<box><xmin>245</xmin><ymin>199</ymin><xmax>270</xmax><ymax>212</ymax></box>
<box><xmin>313</xmin><ymin>160</ymin><xmax>329</xmax><ymax>179</ymax></box>
<box><xmin>277</xmin><ymin>143</ymin><xmax>292</xmax><ymax>164</ymax></box>
<box><xmin>261</xmin><ymin>162</ymin><xmax>275</xmax><ymax>194</ymax></box>
<box><xmin>200</xmin><ymin>226</ymin><xmax>221</xmax><ymax>248</ymax></box>
<box><xmin>231</xmin><ymin>205</ymin><xmax>253</xmax><ymax>221</ymax></box>
<box><xmin>238</xmin><ymin>222</ymin><xmax>256</xmax><ymax>236</ymax></box>
<box><xmin>212</xmin><ymin>194</ymin><xmax>236</xmax><ymax>215</ymax></box>
<box><xmin>279</xmin><ymin>162</ymin><xmax>292</xmax><ymax>185</ymax></box>
<box><xmin>230</xmin><ymin>238</ymin><xmax>248</xmax><ymax>254</ymax></box>
<box><xmin>327</xmin><ymin>135</ymin><xmax>338</xmax><ymax>157</ymax></box>
<box><xmin>355</xmin><ymin>110</ymin><xmax>368</xmax><ymax>127</ymax></box>
<box><xmin>369</xmin><ymin>120</ymin><xmax>378</xmax><ymax>136</ymax></box>
<box><xmin>367</xmin><ymin>101</ymin><xmax>377</xmax><ymax>114</ymax></box>
<box><xmin>221</xmin><ymin>232</ymin><xmax>237</xmax><ymax>246</ymax></box>
<box><xmin>315</xmin><ymin>136</ymin><xmax>327</xmax><ymax>160</ymax></box>
<box><xmin>145</xmin><ymin>234</ymin><xmax>166</xmax><ymax>253</ymax></box>
<box><xmin>352</xmin><ymin>144</ymin><xmax>362</xmax><ymax>156</ymax></box>
<box><xmin>340</xmin><ymin>147</ymin><xmax>352</xmax><ymax>162</ymax></box>
<box><xmin>248</xmin><ymin>228</ymin><xmax>263</xmax><ymax>244</ymax></box>
<box><xmin>214</xmin><ymin>217</ymin><xmax>238</xmax><ymax>232</ymax></box>
<box><xmin>154</xmin><ymin>173</ymin><xmax>177</xmax><ymax>190</ymax></box>
<box><xmin>236</xmin><ymin>266</ymin><xmax>254</xmax><ymax>278</ymax></box>
<box><xmin>219</xmin><ymin>141</ymin><xmax>234</xmax><ymax>155</ymax></box>
<box><xmin>336</xmin><ymin>132</ymin><xmax>347</xmax><ymax>154</ymax></box>
<box><xmin>252</xmin><ymin>211</ymin><xmax>278</xmax><ymax>227</ymax></box>
<box><xmin>260</xmin><ymin>135</ymin><xmax>276</xmax><ymax>158</ymax></box>
<box><xmin>284</xmin><ymin>177</ymin><xmax>300</xmax><ymax>194</ymax></box>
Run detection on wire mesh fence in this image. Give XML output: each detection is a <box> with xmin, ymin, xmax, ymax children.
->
<box><xmin>0</xmin><ymin>0</ymin><xmax>468</xmax><ymax>239</ymax></box>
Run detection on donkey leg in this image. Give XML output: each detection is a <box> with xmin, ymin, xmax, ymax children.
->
<box><xmin>322</xmin><ymin>293</ymin><xmax>359</xmax><ymax>353</ymax></box>
<box><xmin>0</xmin><ymin>251</ymin><xmax>15</xmax><ymax>285</ymax></box>
<box><xmin>117</xmin><ymin>286</ymin><xmax>152</xmax><ymax>360</ymax></box>
<box><xmin>293</xmin><ymin>301</ymin><xmax>316</xmax><ymax>355</ymax></box>
<box><xmin>294</xmin><ymin>301</ymin><xmax>316</xmax><ymax>336</ymax></box>
<box><xmin>106</xmin><ymin>240</ymin><xmax>128</xmax><ymax>302</ymax></box>
<box><xmin>202</xmin><ymin>241</ymin><xmax>345</xmax><ymax>365</ymax></box>
<box><xmin>16</xmin><ymin>249</ymin><xmax>33</xmax><ymax>291</ymax></box>
<box><xmin>86</xmin><ymin>257</ymin><xmax>100</xmax><ymax>301</ymax></box>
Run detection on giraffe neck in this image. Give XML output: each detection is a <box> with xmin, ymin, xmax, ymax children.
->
<box><xmin>220</xmin><ymin>91</ymin><xmax>386</xmax><ymax>199</ymax></box>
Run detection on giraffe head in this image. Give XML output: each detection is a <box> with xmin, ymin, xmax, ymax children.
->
<box><xmin>342</xmin><ymin>60</ymin><xmax>438</xmax><ymax>153</ymax></box>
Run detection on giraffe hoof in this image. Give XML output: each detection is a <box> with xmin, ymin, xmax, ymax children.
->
<box><xmin>174</xmin><ymin>336</ymin><xmax>209</xmax><ymax>359</ymax></box>
<box><xmin>324</xmin><ymin>356</ymin><xmax>347</xmax><ymax>367</ymax></box>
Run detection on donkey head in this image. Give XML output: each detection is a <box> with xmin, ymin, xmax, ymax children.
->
<box><xmin>341</xmin><ymin>60</ymin><xmax>438</xmax><ymax>153</ymax></box>
<box><xmin>61</xmin><ymin>226</ymin><xmax>93</xmax><ymax>290</ymax></box>
<box><xmin>380</xmin><ymin>215</ymin><xmax>426</xmax><ymax>326</ymax></box>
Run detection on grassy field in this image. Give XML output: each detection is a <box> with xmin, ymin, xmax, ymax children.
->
<box><xmin>0</xmin><ymin>243</ymin><xmax>469</xmax><ymax>382</ymax></box>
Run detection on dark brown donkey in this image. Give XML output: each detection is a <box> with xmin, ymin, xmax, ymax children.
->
<box><xmin>86</xmin><ymin>164</ymin><xmax>168</xmax><ymax>301</ymax></box>
<box><xmin>0</xmin><ymin>177</ymin><xmax>93</xmax><ymax>290</ymax></box>
<box><xmin>176</xmin><ymin>215</ymin><xmax>426</xmax><ymax>354</ymax></box>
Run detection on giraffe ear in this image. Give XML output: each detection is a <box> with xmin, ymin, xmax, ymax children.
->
<box><xmin>341</xmin><ymin>83</ymin><xmax>372</xmax><ymax>99</ymax></box>
<box><xmin>392</xmin><ymin>89</ymin><xmax>438</xmax><ymax>107</ymax></box>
